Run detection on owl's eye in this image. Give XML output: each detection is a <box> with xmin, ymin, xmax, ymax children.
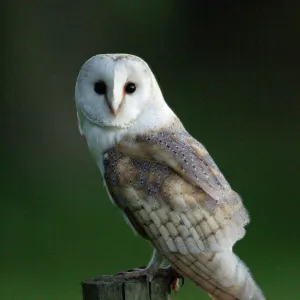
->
<box><xmin>94</xmin><ymin>81</ymin><xmax>106</xmax><ymax>95</ymax></box>
<box><xmin>125</xmin><ymin>82</ymin><xmax>136</xmax><ymax>94</ymax></box>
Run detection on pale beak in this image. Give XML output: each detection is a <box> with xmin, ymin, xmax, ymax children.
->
<box><xmin>110</xmin><ymin>106</ymin><xmax>118</xmax><ymax>117</ymax></box>
<box><xmin>106</xmin><ymin>80</ymin><xmax>124</xmax><ymax>117</ymax></box>
<box><xmin>106</xmin><ymin>96</ymin><xmax>122</xmax><ymax>117</ymax></box>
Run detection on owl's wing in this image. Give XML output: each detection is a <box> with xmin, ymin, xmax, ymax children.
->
<box><xmin>104</xmin><ymin>130</ymin><xmax>249</xmax><ymax>253</ymax></box>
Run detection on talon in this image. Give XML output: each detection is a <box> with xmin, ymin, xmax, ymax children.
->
<box><xmin>170</xmin><ymin>275</ymin><xmax>184</xmax><ymax>293</ymax></box>
<box><xmin>181</xmin><ymin>277</ymin><xmax>185</xmax><ymax>288</ymax></box>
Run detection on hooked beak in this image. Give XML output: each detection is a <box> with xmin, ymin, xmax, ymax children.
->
<box><xmin>110</xmin><ymin>106</ymin><xmax>118</xmax><ymax>117</ymax></box>
<box><xmin>105</xmin><ymin>79</ymin><xmax>125</xmax><ymax>117</ymax></box>
<box><xmin>106</xmin><ymin>96</ymin><xmax>123</xmax><ymax>117</ymax></box>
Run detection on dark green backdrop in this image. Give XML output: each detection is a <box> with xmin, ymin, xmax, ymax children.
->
<box><xmin>3</xmin><ymin>1</ymin><xmax>300</xmax><ymax>299</ymax></box>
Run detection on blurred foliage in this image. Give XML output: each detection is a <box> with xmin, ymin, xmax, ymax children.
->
<box><xmin>2</xmin><ymin>1</ymin><xmax>300</xmax><ymax>299</ymax></box>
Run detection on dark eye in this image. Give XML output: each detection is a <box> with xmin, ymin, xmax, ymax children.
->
<box><xmin>125</xmin><ymin>82</ymin><xmax>136</xmax><ymax>94</ymax></box>
<box><xmin>94</xmin><ymin>81</ymin><xmax>106</xmax><ymax>95</ymax></box>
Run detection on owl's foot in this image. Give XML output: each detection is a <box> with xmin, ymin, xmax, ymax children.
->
<box><xmin>116</xmin><ymin>266</ymin><xmax>184</xmax><ymax>293</ymax></box>
<box><xmin>116</xmin><ymin>266</ymin><xmax>158</xmax><ymax>282</ymax></box>
<box><xmin>116</xmin><ymin>249</ymin><xmax>162</xmax><ymax>282</ymax></box>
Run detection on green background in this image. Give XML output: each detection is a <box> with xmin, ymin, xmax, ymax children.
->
<box><xmin>3</xmin><ymin>1</ymin><xmax>300</xmax><ymax>299</ymax></box>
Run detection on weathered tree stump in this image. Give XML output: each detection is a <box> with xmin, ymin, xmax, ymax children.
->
<box><xmin>82</xmin><ymin>275</ymin><xmax>173</xmax><ymax>300</ymax></box>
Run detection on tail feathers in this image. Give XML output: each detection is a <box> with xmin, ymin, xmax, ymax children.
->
<box><xmin>167</xmin><ymin>251</ymin><xmax>265</xmax><ymax>300</ymax></box>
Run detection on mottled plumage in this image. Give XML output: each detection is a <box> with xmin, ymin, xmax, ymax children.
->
<box><xmin>75</xmin><ymin>53</ymin><xmax>265</xmax><ymax>300</ymax></box>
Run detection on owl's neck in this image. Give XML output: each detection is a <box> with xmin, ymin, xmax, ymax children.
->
<box><xmin>80</xmin><ymin>99</ymin><xmax>180</xmax><ymax>175</ymax></box>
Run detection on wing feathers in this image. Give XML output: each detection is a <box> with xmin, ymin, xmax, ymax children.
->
<box><xmin>103</xmin><ymin>130</ymin><xmax>263</xmax><ymax>300</ymax></box>
<box><xmin>104</xmin><ymin>130</ymin><xmax>249</xmax><ymax>252</ymax></box>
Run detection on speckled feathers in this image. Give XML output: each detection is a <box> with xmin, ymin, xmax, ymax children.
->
<box><xmin>104</xmin><ymin>130</ymin><xmax>249</xmax><ymax>252</ymax></box>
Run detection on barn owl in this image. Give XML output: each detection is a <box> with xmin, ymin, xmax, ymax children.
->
<box><xmin>75</xmin><ymin>54</ymin><xmax>265</xmax><ymax>300</ymax></box>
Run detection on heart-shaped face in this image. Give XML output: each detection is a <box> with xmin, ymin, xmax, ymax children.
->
<box><xmin>75</xmin><ymin>54</ymin><xmax>156</xmax><ymax>129</ymax></box>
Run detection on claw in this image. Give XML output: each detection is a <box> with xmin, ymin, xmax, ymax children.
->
<box><xmin>115</xmin><ymin>266</ymin><xmax>185</xmax><ymax>294</ymax></box>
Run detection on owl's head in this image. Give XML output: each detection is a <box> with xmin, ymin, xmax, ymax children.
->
<box><xmin>75</xmin><ymin>54</ymin><xmax>165</xmax><ymax>130</ymax></box>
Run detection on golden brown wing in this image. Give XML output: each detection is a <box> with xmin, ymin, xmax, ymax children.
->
<box><xmin>103</xmin><ymin>131</ymin><xmax>263</xmax><ymax>300</ymax></box>
<box><xmin>104</xmin><ymin>130</ymin><xmax>249</xmax><ymax>251</ymax></box>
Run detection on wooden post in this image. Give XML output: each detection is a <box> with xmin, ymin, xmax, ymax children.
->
<box><xmin>82</xmin><ymin>275</ymin><xmax>173</xmax><ymax>300</ymax></box>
